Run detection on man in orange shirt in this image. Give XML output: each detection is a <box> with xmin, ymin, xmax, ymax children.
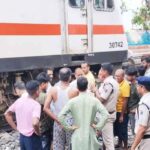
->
<box><xmin>114</xmin><ymin>69</ymin><xmax>130</xmax><ymax>150</ymax></box>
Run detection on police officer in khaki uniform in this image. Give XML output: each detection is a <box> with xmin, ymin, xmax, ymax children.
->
<box><xmin>93</xmin><ymin>63</ymin><xmax>119</xmax><ymax>150</ymax></box>
<box><xmin>131</xmin><ymin>76</ymin><xmax>150</xmax><ymax>150</ymax></box>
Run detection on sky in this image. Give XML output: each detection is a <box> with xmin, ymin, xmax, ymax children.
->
<box><xmin>121</xmin><ymin>0</ymin><xmax>143</xmax><ymax>31</ymax></box>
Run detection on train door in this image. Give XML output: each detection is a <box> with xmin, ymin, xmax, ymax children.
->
<box><xmin>92</xmin><ymin>0</ymin><xmax>127</xmax><ymax>53</ymax></box>
<box><xmin>65</xmin><ymin>0</ymin><xmax>89</xmax><ymax>54</ymax></box>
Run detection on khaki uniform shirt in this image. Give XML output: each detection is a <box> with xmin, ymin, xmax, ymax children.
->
<box><xmin>135</xmin><ymin>93</ymin><xmax>150</xmax><ymax>135</ymax></box>
<box><xmin>99</xmin><ymin>76</ymin><xmax>119</xmax><ymax>114</ymax></box>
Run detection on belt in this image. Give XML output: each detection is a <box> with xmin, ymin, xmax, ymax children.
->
<box><xmin>143</xmin><ymin>135</ymin><xmax>150</xmax><ymax>139</ymax></box>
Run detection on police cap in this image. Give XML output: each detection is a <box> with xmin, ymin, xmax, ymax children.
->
<box><xmin>137</xmin><ymin>76</ymin><xmax>150</xmax><ymax>86</ymax></box>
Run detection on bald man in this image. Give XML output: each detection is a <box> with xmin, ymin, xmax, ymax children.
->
<box><xmin>44</xmin><ymin>68</ymin><xmax>78</xmax><ymax>150</ymax></box>
<box><xmin>114</xmin><ymin>69</ymin><xmax>130</xmax><ymax>150</ymax></box>
<box><xmin>70</xmin><ymin>68</ymin><xmax>84</xmax><ymax>89</ymax></box>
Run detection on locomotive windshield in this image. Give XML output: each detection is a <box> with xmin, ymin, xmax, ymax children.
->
<box><xmin>107</xmin><ymin>0</ymin><xmax>113</xmax><ymax>9</ymax></box>
<box><xmin>69</xmin><ymin>0</ymin><xmax>85</xmax><ymax>8</ymax></box>
<box><xmin>94</xmin><ymin>0</ymin><xmax>114</xmax><ymax>10</ymax></box>
<box><xmin>95</xmin><ymin>0</ymin><xmax>105</xmax><ymax>9</ymax></box>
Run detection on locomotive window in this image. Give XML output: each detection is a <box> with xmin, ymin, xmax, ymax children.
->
<box><xmin>107</xmin><ymin>0</ymin><xmax>113</xmax><ymax>9</ymax></box>
<box><xmin>94</xmin><ymin>0</ymin><xmax>114</xmax><ymax>11</ymax></box>
<box><xmin>94</xmin><ymin>0</ymin><xmax>105</xmax><ymax>9</ymax></box>
<box><xmin>69</xmin><ymin>0</ymin><xmax>85</xmax><ymax>8</ymax></box>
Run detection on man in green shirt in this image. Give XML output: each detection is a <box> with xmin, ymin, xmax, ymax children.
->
<box><xmin>58</xmin><ymin>77</ymin><xmax>108</xmax><ymax>150</ymax></box>
<box><xmin>126</xmin><ymin>66</ymin><xmax>140</xmax><ymax>135</ymax></box>
<box><xmin>36</xmin><ymin>72</ymin><xmax>53</xmax><ymax>150</ymax></box>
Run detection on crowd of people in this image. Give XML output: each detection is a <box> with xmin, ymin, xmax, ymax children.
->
<box><xmin>4</xmin><ymin>57</ymin><xmax>150</xmax><ymax>150</ymax></box>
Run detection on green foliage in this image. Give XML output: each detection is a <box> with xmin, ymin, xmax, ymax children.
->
<box><xmin>132</xmin><ymin>4</ymin><xmax>150</xmax><ymax>30</ymax></box>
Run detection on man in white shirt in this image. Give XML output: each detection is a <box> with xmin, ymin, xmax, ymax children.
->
<box><xmin>70</xmin><ymin>68</ymin><xmax>84</xmax><ymax>89</ymax></box>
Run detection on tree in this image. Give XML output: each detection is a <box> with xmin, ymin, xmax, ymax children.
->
<box><xmin>145</xmin><ymin>0</ymin><xmax>150</xmax><ymax>7</ymax></box>
<box><xmin>132</xmin><ymin>1</ymin><xmax>150</xmax><ymax>30</ymax></box>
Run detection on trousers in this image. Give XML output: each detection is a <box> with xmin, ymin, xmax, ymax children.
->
<box><xmin>53</xmin><ymin>122</ymin><xmax>72</xmax><ymax>150</ymax></box>
<box><xmin>41</xmin><ymin>130</ymin><xmax>53</xmax><ymax>150</ymax></box>
<box><xmin>138</xmin><ymin>139</ymin><xmax>150</xmax><ymax>150</ymax></box>
<box><xmin>114</xmin><ymin>112</ymin><xmax>128</xmax><ymax>142</ymax></box>
<box><xmin>102</xmin><ymin>116</ymin><xmax>116</xmax><ymax>150</ymax></box>
<box><xmin>20</xmin><ymin>133</ymin><xmax>42</xmax><ymax>150</ymax></box>
<box><xmin>128</xmin><ymin>112</ymin><xmax>135</xmax><ymax>135</ymax></box>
